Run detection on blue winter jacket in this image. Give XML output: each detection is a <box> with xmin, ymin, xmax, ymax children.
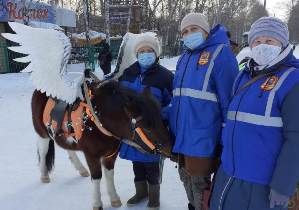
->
<box><xmin>221</xmin><ymin>47</ymin><xmax>299</xmax><ymax>196</ymax></box>
<box><xmin>119</xmin><ymin>62</ymin><xmax>174</xmax><ymax>162</ymax></box>
<box><xmin>167</xmin><ymin>25</ymin><xmax>239</xmax><ymax>157</ymax></box>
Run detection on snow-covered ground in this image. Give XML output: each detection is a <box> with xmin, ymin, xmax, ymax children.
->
<box><xmin>0</xmin><ymin>59</ymin><xmax>185</xmax><ymax>210</ymax></box>
<box><xmin>160</xmin><ymin>57</ymin><xmax>179</xmax><ymax>71</ymax></box>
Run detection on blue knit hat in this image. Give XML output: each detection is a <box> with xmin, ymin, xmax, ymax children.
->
<box><xmin>248</xmin><ymin>17</ymin><xmax>289</xmax><ymax>47</ymax></box>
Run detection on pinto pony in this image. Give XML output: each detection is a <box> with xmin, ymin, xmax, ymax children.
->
<box><xmin>1</xmin><ymin>22</ymin><xmax>173</xmax><ymax>210</ymax></box>
<box><xmin>31</xmin><ymin>78</ymin><xmax>173</xmax><ymax>210</ymax></box>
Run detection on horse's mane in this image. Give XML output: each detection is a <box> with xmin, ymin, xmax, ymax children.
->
<box><xmin>97</xmin><ymin>81</ymin><xmax>161</xmax><ymax>129</ymax></box>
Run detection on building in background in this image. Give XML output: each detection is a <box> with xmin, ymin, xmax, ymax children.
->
<box><xmin>0</xmin><ymin>0</ymin><xmax>76</xmax><ymax>73</ymax></box>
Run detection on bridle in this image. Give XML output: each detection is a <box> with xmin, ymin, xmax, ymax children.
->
<box><xmin>82</xmin><ymin>71</ymin><xmax>172</xmax><ymax>158</ymax></box>
<box><xmin>124</xmin><ymin>108</ymin><xmax>171</xmax><ymax>158</ymax></box>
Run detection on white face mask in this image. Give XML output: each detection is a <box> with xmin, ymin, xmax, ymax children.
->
<box><xmin>251</xmin><ymin>44</ymin><xmax>282</xmax><ymax>66</ymax></box>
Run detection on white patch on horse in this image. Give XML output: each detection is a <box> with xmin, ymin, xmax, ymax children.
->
<box><xmin>103</xmin><ymin>167</ymin><xmax>121</xmax><ymax>207</ymax></box>
<box><xmin>92</xmin><ymin>179</ymin><xmax>103</xmax><ymax>208</ymax></box>
<box><xmin>36</xmin><ymin>136</ymin><xmax>50</xmax><ymax>183</ymax></box>
<box><xmin>67</xmin><ymin>150</ymin><xmax>89</xmax><ymax>177</ymax></box>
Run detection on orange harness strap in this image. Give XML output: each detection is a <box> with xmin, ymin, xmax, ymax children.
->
<box><xmin>43</xmin><ymin>80</ymin><xmax>157</xmax><ymax>151</ymax></box>
<box><xmin>135</xmin><ymin>127</ymin><xmax>156</xmax><ymax>151</ymax></box>
<box><xmin>82</xmin><ymin>81</ymin><xmax>118</xmax><ymax>139</ymax></box>
<box><xmin>43</xmin><ymin>99</ymin><xmax>87</xmax><ymax>141</ymax></box>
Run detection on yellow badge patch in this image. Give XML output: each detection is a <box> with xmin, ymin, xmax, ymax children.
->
<box><xmin>261</xmin><ymin>76</ymin><xmax>279</xmax><ymax>91</ymax></box>
<box><xmin>198</xmin><ymin>51</ymin><xmax>210</xmax><ymax>65</ymax></box>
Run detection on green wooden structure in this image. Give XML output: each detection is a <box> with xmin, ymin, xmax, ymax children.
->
<box><xmin>0</xmin><ymin>44</ymin><xmax>30</xmax><ymax>74</ymax></box>
<box><xmin>0</xmin><ymin>37</ymin><xmax>122</xmax><ymax>73</ymax></box>
<box><xmin>110</xmin><ymin>38</ymin><xmax>123</xmax><ymax>59</ymax></box>
<box><xmin>0</xmin><ymin>44</ymin><xmax>9</xmax><ymax>73</ymax></box>
<box><xmin>75</xmin><ymin>38</ymin><xmax>122</xmax><ymax>71</ymax></box>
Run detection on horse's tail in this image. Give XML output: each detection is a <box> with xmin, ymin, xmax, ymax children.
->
<box><xmin>31</xmin><ymin>90</ymin><xmax>49</xmax><ymax>138</ymax></box>
<box><xmin>46</xmin><ymin>139</ymin><xmax>55</xmax><ymax>172</ymax></box>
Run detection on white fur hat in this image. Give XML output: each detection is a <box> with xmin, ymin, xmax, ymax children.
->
<box><xmin>180</xmin><ymin>13</ymin><xmax>210</xmax><ymax>33</ymax></box>
<box><xmin>134</xmin><ymin>33</ymin><xmax>161</xmax><ymax>56</ymax></box>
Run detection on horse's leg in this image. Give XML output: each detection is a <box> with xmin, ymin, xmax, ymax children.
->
<box><xmin>37</xmin><ymin>136</ymin><xmax>54</xmax><ymax>183</ymax></box>
<box><xmin>67</xmin><ymin>150</ymin><xmax>90</xmax><ymax>177</ymax></box>
<box><xmin>32</xmin><ymin>91</ymin><xmax>54</xmax><ymax>183</ymax></box>
<box><xmin>102</xmin><ymin>153</ymin><xmax>122</xmax><ymax>208</ymax></box>
<box><xmin>84</xmin><ymin>153</ymin><xmax>104</xmax><ymax>210</ymax></box>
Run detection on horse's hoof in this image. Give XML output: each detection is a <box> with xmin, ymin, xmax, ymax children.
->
<box><xmin>40</xmin><ymin>175</ymin><xmax>50</xmax><ymax>183</ymax></box>
<box><xmin>111</xmin><ymin>199</ymin><xmax>122</xmax><ymax>207</ymax></box>
<box><xmin>79</xmin><ymin>169</ymin><xmax>90</xmax><ymax>177</ymax></box>
<box><xmin>93</xmin><ymin>207</ymin><xmax>103</xmax><ymax>210</ymax></box>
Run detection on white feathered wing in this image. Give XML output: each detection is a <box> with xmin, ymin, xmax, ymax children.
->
<box><xmin>2</xmin><ymin>22</ymin><xmax>84</xmax><ymax>104</ymax></box>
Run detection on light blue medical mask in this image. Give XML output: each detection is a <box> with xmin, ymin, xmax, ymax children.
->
<box><xmin>183</xmin><ymin>32</ymin><xmax>205</xmax><ymax>50</ymax></box>
<box><xmin>138</xmin><ymin>52</ymin><xmax>156</xmax><ymax>69</ymax></box>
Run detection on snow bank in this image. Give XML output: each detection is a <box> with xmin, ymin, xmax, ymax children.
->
<box><xmin>72</xmin><ymin>31</ymin><xmax>107</xmax><ymax>40</ymax></box>
<box><xmin>160</xmin><ymin>56</ymin><xmax>179</xmax><ymax>72</ymax></box>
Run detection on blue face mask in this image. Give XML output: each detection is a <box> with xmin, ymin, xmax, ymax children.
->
<box><xmin>183</xmin><ymin>32</ymin><xmax>205</xmax><ymax>50</ymax></box>
<box><xmin>138</xmin><ymin>52</ymin><xmax>156</xmax><ymax>69</ymax></box>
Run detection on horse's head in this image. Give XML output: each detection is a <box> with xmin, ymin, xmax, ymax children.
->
<box><xmin>89</xmin><ymin>80</ymin><xmax>173</xmax><ymax>158</ymax></box>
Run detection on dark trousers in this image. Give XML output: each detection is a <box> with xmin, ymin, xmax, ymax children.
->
<box><xmin>133</xmin><ymin>161</ymin><xmax>160</xmax><ymax>185</ymax></box>
<box><xmin>210</xmin><ymin>166</ymin><xmax>286</xmax><ymax>210</ymax></box>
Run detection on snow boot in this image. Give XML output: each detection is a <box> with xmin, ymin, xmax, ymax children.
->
<box><xmin>127</xmin><ymin>181</ymin><xmax>148</xmax><ymax>206</ymax></box>
<box><xmin>147</xmin><ymin>184</ymin><xmax>160</xmax><ymax>210</ymax></box>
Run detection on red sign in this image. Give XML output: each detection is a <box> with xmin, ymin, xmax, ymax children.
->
<box><xmin>7</xmin><ymin>2</ymin><xmax>48</xmax><ymax>20</ymax></box>
<box><xmin>0</xmin><ymin>0</ymin><xmax>55</xmax><ymax>23</ymax></box>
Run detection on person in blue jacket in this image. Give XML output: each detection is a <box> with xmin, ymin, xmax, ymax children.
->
<box><xmin>118</xmin><ymin>33</ymin><xmax>173</xmax><ymax>210</ymax></box>
<box><xmin>165</xmin><ymin>13</ymin><xmax>239</xmax><ymax>210</ymax></box>
<box><xmin>210</xmin><ymin>17</ymin><xmax>299</xmax><ymax>210</ymax></box>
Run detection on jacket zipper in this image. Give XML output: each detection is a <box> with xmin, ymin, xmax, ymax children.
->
<box><xmin>218</xmin><ymin>177</ymin><xmax>233</xmax><ymax>210</ymax></box>
<box><xmin>231</xmin><ymin>85</ymin><xmax>250</xmax><ymax>174</ymax></box>
<box><xmin>218</xmin><ymin>79</ymin><xmax>249</xmax><ymax>209</ymax></box>
<box><xmin>175</xmin><ymin>53</ymin><xmax>192</xmax><ymax>134</ymax></box>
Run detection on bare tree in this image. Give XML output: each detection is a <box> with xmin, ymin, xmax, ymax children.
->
<box><xmin>246</xmin><ymin>0</ymin><xmax>268</xmax><ymax>26</ymax></box>
<box><xmin>288</xmin><ymin>0</ymin><xmax>299</xmax><ymax>43</ymax></box>
<box><xmin>62</xmin><ymin>0</ymin><xmax>271</xmax><ymax>56</ymax></box>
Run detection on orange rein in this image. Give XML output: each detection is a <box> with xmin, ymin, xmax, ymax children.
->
<box><xmin>82</xmin><ymin>80</ymin><xmax>157</xmax><ymax>152</ymax></box>
<box><xmin>135</xmin><ymin>127</ymin><xmax>156</xmax><ymax>151</ymax></box>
